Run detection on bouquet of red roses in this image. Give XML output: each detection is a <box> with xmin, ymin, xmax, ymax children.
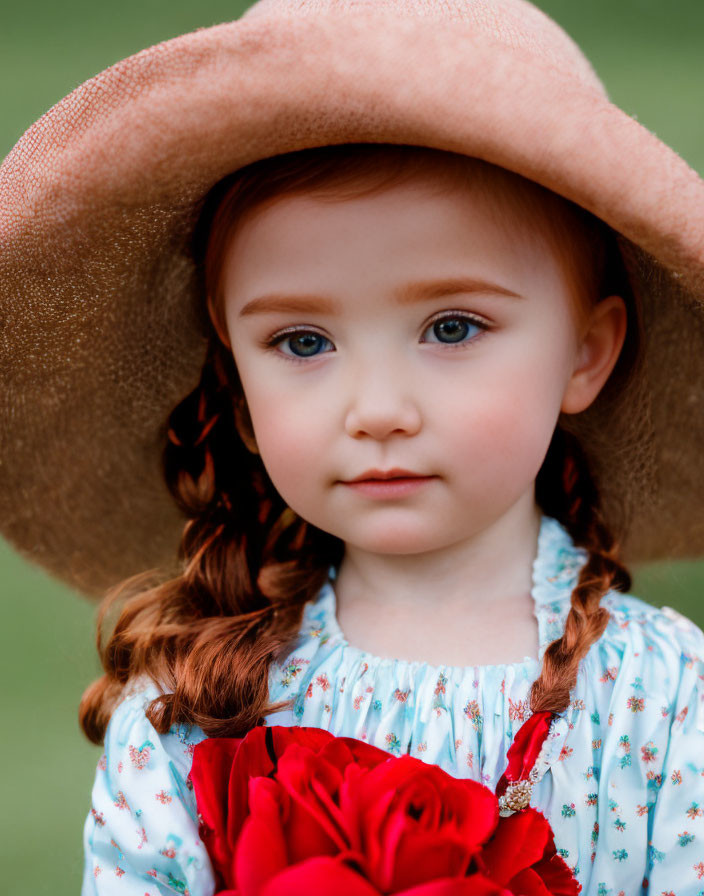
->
<box><xmin>190</xmin><ymin>724</ymin><xmax>580</xmax><ymax>895</ymax></box>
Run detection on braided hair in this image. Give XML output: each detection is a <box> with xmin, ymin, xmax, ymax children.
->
<box><xmin>79</xmin><ymin>338</ymin><xmax>343</xmax><ymax>742</ymax></box>
<box><xmin>530</xmin><ymin>426</ymin><xmax>631</xmax><ymax>715</ymax></box>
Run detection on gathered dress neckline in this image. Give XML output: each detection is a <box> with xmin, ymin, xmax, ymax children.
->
<box><xmin>265</xmin><ymin>513</ymin><xmax>590</xmax><ymax>794</ymax></box>
<box><xmin>317</xmin><ymin>512</ymin><xmax>588</xmax><ymax>674</ymax></box>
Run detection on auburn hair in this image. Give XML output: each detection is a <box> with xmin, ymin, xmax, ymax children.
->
<box><xmin>79</xmin><ymin>143</ymin><xmax>641</xmax><ymax>744</ymax></box>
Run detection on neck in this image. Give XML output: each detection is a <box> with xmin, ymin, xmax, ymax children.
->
<box><xmin>334</xmin><ymin>493</ymin><xmax>544</xmax><ymax>617</ymax></box>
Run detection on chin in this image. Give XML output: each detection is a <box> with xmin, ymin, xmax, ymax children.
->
<box><xmin>345</xmin><ymin>529</ymin><xmax>451</xmax><ymax>556</ymax></box>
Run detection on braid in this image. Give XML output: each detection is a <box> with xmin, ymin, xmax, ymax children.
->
<box><xmin>80</xmin><ymin>336</ymin><xmax>343</xmax><ymax>743</ymax></box>
<box><xmin>530</xmin><ymin>426</ymin><xmax>631</xmax><ymax>716</ymax></box>
<box><xmin>150</xmin><ymin>339</ymin><xmax>343</xmax><ymax>735</ymax></box>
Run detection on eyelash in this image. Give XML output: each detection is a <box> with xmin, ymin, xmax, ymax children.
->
<box><xmin>262</xmin><ymin>311</ymin><xmax>491</xmax><ymax>364</ymax></box>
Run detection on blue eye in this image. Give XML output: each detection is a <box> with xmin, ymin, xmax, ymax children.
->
<box><xmin>270</xmin><ymin>330</ymin><xmax>334</xmax><ymax>358</ymax></box>
<box><xmin>422</xmin><ymin>313</ymin><xmax>487</xmax><ymax>345</ymax></box>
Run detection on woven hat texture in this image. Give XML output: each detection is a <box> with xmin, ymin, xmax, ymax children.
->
<box><xmin>1</xmin><ymin>0</ymin><xmax>703</xmax><ymax>597</ymax></box>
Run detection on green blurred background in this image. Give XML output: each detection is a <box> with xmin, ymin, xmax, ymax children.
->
<box><xmin>1</xmin><ymin>1</ymin><xmax>702</xmax><ymax>893</ymax></box>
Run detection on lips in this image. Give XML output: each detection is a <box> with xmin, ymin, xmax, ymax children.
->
<box><xmin>341</xmin><ymin>473</ymin><xmax>435</xmax><ymax>498</ymax></box>
<box><xmin>345</xmin><ymin>468</ymin><xmax>427</xmax><ymax>483</ymax></box>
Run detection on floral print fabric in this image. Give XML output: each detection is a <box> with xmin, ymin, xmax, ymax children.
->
<box><xmin>82</xmin><ymin>514</ymin><xmax>704</xmax><ymax>895</ymax></box>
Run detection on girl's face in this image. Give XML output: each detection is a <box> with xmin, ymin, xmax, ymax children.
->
<box><xmin>219</xmin><ymin>177</ymin><xmax>613</xmax><ymax>555</ymax></box>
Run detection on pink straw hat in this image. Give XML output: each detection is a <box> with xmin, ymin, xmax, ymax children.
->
<box><xmin>1</xmin><ymin>0</ymin><xmax>703</xmax><ymax>597</ymax></box>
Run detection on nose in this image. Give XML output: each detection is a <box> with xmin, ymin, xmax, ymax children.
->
<box><xmin>343</xmin><ymin>362</ymin><xmax>422</xmax><ymax>440</ymax></box>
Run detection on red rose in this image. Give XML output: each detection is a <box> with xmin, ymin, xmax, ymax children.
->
<box><xmin>190</xmin><ymin>725</ymin><xmax>580</xmax><ymax>895</ymax></box>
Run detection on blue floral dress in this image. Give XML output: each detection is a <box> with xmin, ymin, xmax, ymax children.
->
<box><xmin>82</xmin><ymin>514</ymin><xmax>704</xmax><ymax>895</ymax></box>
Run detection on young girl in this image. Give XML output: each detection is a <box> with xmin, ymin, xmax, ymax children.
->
<box><xmin>1</xmin><ymin>0</ymin><xmax>703</xmax><ymax>894</ymax></box>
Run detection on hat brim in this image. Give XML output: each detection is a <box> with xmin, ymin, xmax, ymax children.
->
<box><xmin>1</xmin><ymin>9</ymin><xmax>703</xmax><ymax>596</ymax></box>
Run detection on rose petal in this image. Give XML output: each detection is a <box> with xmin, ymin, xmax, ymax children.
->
<box><xmin>395</xmin><ymin>873</ymin><xmax>511</xmax><ymax>895</ymax></box>
<box><xmin>275</xmin><ymin>747</ymin><xmax>352</xmax><ymax>856</ymax></box>
<box><xmin>337</xmin><ymin>763</ymin><xmax>368</xmax><ymax>853</ymax></box>
<box><xmin>330</xmin><ymin>736</ymin><xmax>394</xmax><ymax>770</ymax></box>
<box><xmin>528</xmin><ymin>854</ymin><xmax>582</xmax><ymax>895</ymax></box>
<box><xmin>364</xmin><ymin>757</ymin><xmax>498</xmax><ymax>845</ymax></box>
<box><xmin>259</xmin><ymin>856</ymin><xmax>382</xmax><ymax>896</ymax></box>
<box><xmin>479</xmin><ymin>809</ymin><xmax>551</xmax><ymax>885</ymax></box>
<box><xmin>391</xmin><ymin>828</ymin><xmax>475</xmax><ymax>889</ymax></box>
<box><xmin>357</xmin><ymin>781</ymin><xmax>406</xmax><ymax>876</ymax></box>
<box><xmin>504</xmin><ymin>868</ymin><xmax>552</xmax><ymax>896</ymax></box>
<box><xmin>377</xmin><ymin>776</ymin><xmax>476</xmax><ymax>888</ymax></box>
<box><xmin>269</xmin><ymin>725</ymin><xmax>338</xmax><ymax>755</ymax></box>
<box><xmin>355</xmin><ymin>757</ymin><xmax>498</xmax><ymax>890</ymax></box>
<box><xmin>223</xmin><ymin>727</ymin><xmax>337</xmax><ymax>849</ymax></box>
<box><xmin>377</xmin><ymin>778</ymin><xmax>445</xmax><ymax>887</ymax></box>
<box><xmin>190</xmin><ymin>738</ymin><xmax>237</xmax><ymax>829</ymax></box>
<box><xmin>235</xmin><ymin>785</ymin><xmax>289</xmax><ymax>896</ymax></box>
<box><xmin>224</xmin><ymin>728</ymin><xmax>282</xmax><ymax>849</ymax></box>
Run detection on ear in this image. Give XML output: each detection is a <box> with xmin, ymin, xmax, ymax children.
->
<box><xmin>561</xmin><ymin>294</ymin><xmax>628</xmax><ymax>414</ymax></box>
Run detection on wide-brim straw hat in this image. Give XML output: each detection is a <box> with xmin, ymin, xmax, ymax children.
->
<box><xmin>1</xmin><ymin>0</ymin><xmax>703</xmax><ymax>598</ymax></box>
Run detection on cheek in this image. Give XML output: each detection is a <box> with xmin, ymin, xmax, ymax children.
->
<box><xmin>444</xmin><ymin>351</ymin><xmax>568</xmax><ymax>484</ymax></box>
<box><xmin>243</xmin><ymin>382</ymin><xmax>327</xmax><ymax>503</ymax></box>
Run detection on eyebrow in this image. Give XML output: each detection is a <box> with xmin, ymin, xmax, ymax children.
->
<box><xmin>237</xmin><ymin>277</ymin><xmax>523</xmax><ymax>317</ymax></box>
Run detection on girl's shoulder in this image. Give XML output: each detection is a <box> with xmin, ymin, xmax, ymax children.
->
<box><xmin>96</xmin><ymin>677</ymin><xmax>211</xmax><ymax>801</ymax></box>
<box><xmin>83</xmin><ymin>677</ymin><xmax>214</xmax><ymax>893</ymax></box>
<box><xmin>601</xmin><ymin>588</ymin><xmax>704</xmax><ymax>660</ymax></box>
<box><xmin>596</xmin><ymin>589</ymin><xmax>704</xmax><ymax>728</ymax></box>
<box><xmin>104</xmin><ymin>675</ymin><xmax>208</xmax><ymax>755</ymax></box>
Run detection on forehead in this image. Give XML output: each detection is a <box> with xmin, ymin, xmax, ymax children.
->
<box><xmin>221</xmin><ymin>175</ymin><xmax>570</xmax><ymax>306</ymax></box>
